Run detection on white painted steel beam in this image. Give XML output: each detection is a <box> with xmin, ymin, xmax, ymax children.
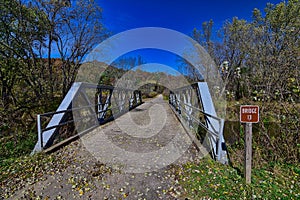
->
<box><xmin>196</xmin><ymin>82</ymin><xmax>228</xmax><ymax>164</ymax></box>
<box><xmin>32</xmin><ymin>82</ymin><xmax>84</xmax><ymax>153</ymax></box>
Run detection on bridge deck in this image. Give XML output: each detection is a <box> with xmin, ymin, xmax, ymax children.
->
<box><xmin>11</xmin><ymin>95</ymin><xmax>200</xmax><ymax>199</ymax></box>
<box><xmin>82</xmin><ymin>94</ymin><xmax>197</xmax><ymax>173</ymax></box>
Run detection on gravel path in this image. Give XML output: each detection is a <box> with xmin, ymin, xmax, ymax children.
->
<box><xmin>8</xmin><ymin>95</ymin><xmax>199</xmax><ymax>200</ymax></box>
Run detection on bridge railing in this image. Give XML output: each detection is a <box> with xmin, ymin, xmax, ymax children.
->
<box><xmin>33</xmin><ymin>82</ymin><xmax>142</xmax><ymax>153</ymax></box>
<box><xmin>169</xmin><ymin>82</ymin><xmax>228</xmax><ymax>164</ymax></box>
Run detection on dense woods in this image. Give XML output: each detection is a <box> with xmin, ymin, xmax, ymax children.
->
<box><xmin>184</xmin><ymin>0</ymin><xmax>299</xmax><ymax>165</ymax></box>
<box><xmin>0</xmin><ymin>0</ymin><xmax>299</xmax><ymax>168</ymax></box>
<box><xmin>0</xmin><ymin>0</ymin><xmax>106</xmax><ymax>143</ymax></box>
<box><xmin>189</xmin><ymin>0</ymin><xmax>299</xmax><ymax>103</ymax></box>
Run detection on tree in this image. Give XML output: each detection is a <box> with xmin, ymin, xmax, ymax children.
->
<box><xmin>0</xmin><ymin>0</ymin><xmax>49</xmax><ymax>109</ymax></box>
<box><xmin>0</xmin><ymin>0</ymin><xmax>107</xmax><ymax>137</ymax></box>
<box><xmin>212</xmin><ymin>0</ymin><xmax>299</xmax><ymax>101</ymax></box>
<box><xmin>33</xmin><ymin>0</ymin><xmax>107</xmax><ymax>95</ymax></box>
<box><xmin>248</xmin><ymin>0</ymin><xmax>300</xmax><ymax>101</ymax></box>
<box><xmin>181</xmin><ymin>19</ymin><xmax>216</xmax><ymax>82</ymax></box>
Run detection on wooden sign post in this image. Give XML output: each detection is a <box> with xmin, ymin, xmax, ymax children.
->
<box><xmin>240</xmin><ymin>105</ymin><xmax>259</xmax><ymax>184</ymax></box>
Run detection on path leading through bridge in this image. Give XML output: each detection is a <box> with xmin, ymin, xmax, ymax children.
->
<box><xmin>11</xmin><ymin>95</ymin><xmax>201</xmax><ymax>199</ymax></box>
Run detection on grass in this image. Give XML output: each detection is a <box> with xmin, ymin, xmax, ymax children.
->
<box><xmin>177</xmin><ymin>156</ymin><xmax>300</xmax><ymax>199</ymax></box>
<box><xmin>0</xmin><ymin>131</ymin><xmax>37</xmax><ymax>168</ymax></box>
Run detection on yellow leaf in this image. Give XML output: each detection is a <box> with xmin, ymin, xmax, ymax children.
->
<box><xmin>79</xmin><ymin>189</ymin><xmax>84</xmax><ymax>196</ymax></box>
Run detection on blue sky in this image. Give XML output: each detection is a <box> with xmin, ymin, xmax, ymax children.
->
<box><xmin>95</xmin><ymin>0</ymin><xmax>284</xmax><ymax>73</ymax></box>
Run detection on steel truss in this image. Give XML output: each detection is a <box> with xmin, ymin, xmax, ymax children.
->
<box><xmin>169</xmin><ymin>82</ymin><xmax>228</xmax><ymax>164</ymax></box>
<box><xmin>32</xmin><ymin>82</ymin><xmax>142</xmax><ymax>153</ymax></box>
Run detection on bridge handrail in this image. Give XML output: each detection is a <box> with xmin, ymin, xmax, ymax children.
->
<box><xmin>38</xmin><ymin>101</ymin><xmax>136</xmax><ymax>133</ymax></box>
<box><xmin>176</xmin><ymin>99</ymin><xmax>223</xmax><ymax>121</ymax></box>
<box><xmin>34</xmin><ymin>82</ymin><xmax>142</xmax><ymax>152</ymax></box>
<box><xmin>169</xmin><ymin>82</ymin><xmax>228</xmax><ymax>164</ymax></box>
<box><xmin>169</xmin><ymin>97</ymin><xmax>223</xmax><ymax>140</ymax></box>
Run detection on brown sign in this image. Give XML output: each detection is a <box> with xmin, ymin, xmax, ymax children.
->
<box><xmin>240</xmin><ymin>105</ymin><xmax>259</xmax><ymax>123</ymax></box>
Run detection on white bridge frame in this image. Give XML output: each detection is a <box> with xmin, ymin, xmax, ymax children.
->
<box><xmin>32</xmin><ymin>82</ymin><xmax>142</xmax><ymax>153</ymax></box>
<box><xmin>169</xmin><ymin>82</ymin><xmax>228</xmax><ymax>164</ymax></box>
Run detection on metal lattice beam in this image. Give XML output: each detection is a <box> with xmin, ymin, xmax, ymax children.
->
<box><xmin>32</xmin><ymin>82</ymin><xmax>142</xmax><ymax>154</ymax></box>
<box><xmin>169</xmin><ymin>82</ymin><xmax>228</xmax><ymax>164</ymax></box>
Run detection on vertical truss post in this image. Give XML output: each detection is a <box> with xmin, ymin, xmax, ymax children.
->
<box><xmin>99</xmin><ymin>89</ymin><xmax>112</xmax><ymax>121</ymax></box>
<box><xmin>217</xmin><ymin>118</ymin><xmax>225</xmax><ymax>161</ymax></box>
<box><xmin>129</xmin><ymin>92</ymin><xmax>134</xmax><ymax>109</ymax></box>
<box><xmin>177</xmin><ymin>92</ymin><xmax>181</xmax><ymax>115</ymax></box>
<box><xmin>37</xmin><ymin>114</ymin><xmax>43</xmax><ymax>151</ymax></box>
<box><xmin>97</xmin><ymin>88</ymin><xmax>103</xmax><ymax>119</ymax></box>
<box><xmin>138</xmin><ymin>91</ymin><xmax>142</xmax><ymax>104</ymax></box>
